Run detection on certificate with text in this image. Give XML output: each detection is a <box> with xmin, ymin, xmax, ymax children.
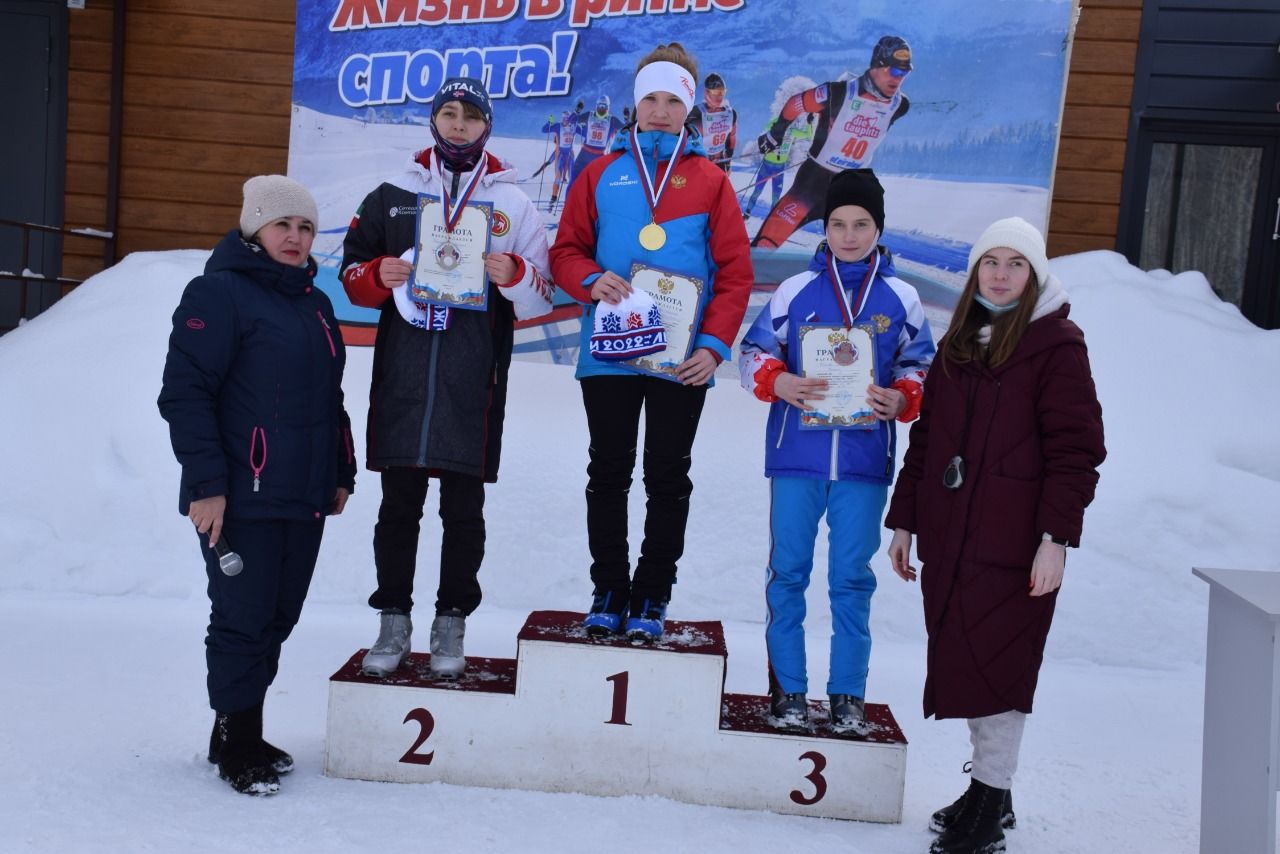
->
<box><xmin>622</xmin><ymin>263</ymin><xmax>705</xmax><ymax>381</ymax></box>
<box><xmin>797</xmin><ymin>324</ymin><xmax>877</xmax><ymax>430</ymax></box>
<box><xmin>409</xmin><ymin>195</ymin><xmax>492</xmax><ymax>311</ymax></box>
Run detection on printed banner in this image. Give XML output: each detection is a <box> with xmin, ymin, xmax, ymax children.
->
<box><xmin>288</xmin><ymin>0</ymin><xmax>1077</xmax><ymax>355</ymax></box>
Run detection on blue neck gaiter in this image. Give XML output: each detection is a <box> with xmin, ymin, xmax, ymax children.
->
<box><xmin>975</xmin><ymin>293</ymin><xmax>1019</xmax><ymax>314</ymax></box>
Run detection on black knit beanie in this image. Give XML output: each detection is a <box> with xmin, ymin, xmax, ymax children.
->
<box><xmin>823</xmin><ymin>168</ymin><xmax>885</xmax><ymax>234</ymax></box>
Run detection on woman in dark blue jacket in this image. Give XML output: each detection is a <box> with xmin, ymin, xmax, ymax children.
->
<box><xmin>159</xmin><ymin>175</ymin><xmax>356</xmax><ymax>796</ymax></box>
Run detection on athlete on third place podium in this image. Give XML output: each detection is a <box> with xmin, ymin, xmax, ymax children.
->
<box><xmin>739</xmin><ymin>168</ymin><xmax>934</xmax><ymax>734</ymax></box>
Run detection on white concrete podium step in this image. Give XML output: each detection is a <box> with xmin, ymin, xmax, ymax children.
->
<box><xmin>325</xmin><ymin>610</ymin><xmax>907</xmax><ymax>822</ymax></box>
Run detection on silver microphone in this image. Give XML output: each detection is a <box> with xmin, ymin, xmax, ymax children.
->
<box><xmin>212</xmin><ymin>538</ymin><xmax>244</xmax><ymax>577</ymax></box>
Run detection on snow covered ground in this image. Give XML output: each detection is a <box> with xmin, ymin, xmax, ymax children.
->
<box><xmin>2</xmin><ymin>247</ymin><xmax>1277</xmax><ymax>852</ymax></box>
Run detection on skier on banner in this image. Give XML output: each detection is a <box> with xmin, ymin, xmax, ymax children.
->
<box><xmin>741</xmin><ymin>112</ymin><xmax>814</xmax><ymax>220</ymax></box>
<box><xmin>568</xmin><ymin>95</ymin><xmax>625</xmax><ymax>189</ymax></box>
<box><xmin>751</xmin><ymin>36</ymin><xmax>913</xmax><ymax>250</ymax></box>
<box><xmin>540</xmin><ymin>107</ymin><xmax>581</xmax><ymax>211</ymax></box>
<box><xmin>688</xmin><ymin>72</ymin><xmax>738</xmax><ymax>175</ymax></box>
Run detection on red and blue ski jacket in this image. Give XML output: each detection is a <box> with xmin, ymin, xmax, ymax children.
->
<box><xmin>550</xmin><ymin>127</ymin><xmax>754</xmax><ymax>380</ymax></box>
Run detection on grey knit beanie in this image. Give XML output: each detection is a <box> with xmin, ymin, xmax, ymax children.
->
<box><xmin>239</xmin><ymin>174</ymin><xmax>319</xmax><ymax>238</ymax></box>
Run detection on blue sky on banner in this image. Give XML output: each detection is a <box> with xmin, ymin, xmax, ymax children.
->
<box><xmin>293</xmin><ymin>0</ymin><xmax>1075</xmax><ymax>186</ymax></box>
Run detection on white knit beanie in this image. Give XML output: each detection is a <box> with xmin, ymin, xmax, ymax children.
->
<box><xmin>239</xmin><ymin>174</ymin><xmax>319</xmax><ymax>238</ymax></box>
<box><xmin>967</xmin><ymin>216</ymin><xmax>1050</xmax><ymax>286</ymax></box>
<box><xmin>590</xmin><ymin>290</ymin><xmax>667</xmax><ymax>361</ymax></box>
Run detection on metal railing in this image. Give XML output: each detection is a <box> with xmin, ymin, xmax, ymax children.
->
<box><xmin>0</xmin><ymin>218</ymin><xmax>113</xmax><ymax>333</ymax></box>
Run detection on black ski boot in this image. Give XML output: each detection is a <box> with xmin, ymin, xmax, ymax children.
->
<box><xmin>209</xmin><ymin>704</ymin><xmax>280</xmax><ymax>796</ymax></box>
<box><xmin>929</xmin><ymin>778</ymin><xmax>1009</xmax><ymax>854</ymax></box>
<box><xmin>930</xmin><ymin>786</ymin><xmax>1015</xmax><ymax>833</ymax></box>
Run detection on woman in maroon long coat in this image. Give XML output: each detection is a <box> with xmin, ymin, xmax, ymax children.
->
<box><xmin>885</xmin><ymin>217</ymin><xmax>1105</xmax><ymax>854</ymax></box>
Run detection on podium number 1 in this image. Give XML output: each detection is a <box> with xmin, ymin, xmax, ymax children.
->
<box><xmin>605</xmin><ymin>671</ymin><xmax>631</xmax><ymax>726</ymax></box>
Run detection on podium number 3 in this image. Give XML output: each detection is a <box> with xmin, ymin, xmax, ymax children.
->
<box><xmin>400</xmin><ymin>707</ymin><xmax>436</xmax><ymax>765</ymax></box>
<box><xmin>790</xmin><ymin>750</ymin><xmax>828</xmax><ymax>805</ymax></box>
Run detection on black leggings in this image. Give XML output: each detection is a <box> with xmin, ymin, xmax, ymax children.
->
<box><xmin>580</xmin><ymin>375</ymin><xmax>708</xmax><ymax>606</ymax></box>
<box><xmin>368</xmin><ymin>467</ymin><xmax>486</xmax><ymax>616</ymax></box>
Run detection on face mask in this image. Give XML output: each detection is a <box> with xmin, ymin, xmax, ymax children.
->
<box><xmin>974</xmin><ymin>293</ymin><xmax>1019</xmax><ymax>314</ymax></box>
<box><xmin>430</xmin><ymin>108</ymin><xmax>491</xmax><ymax>172</ymax></box>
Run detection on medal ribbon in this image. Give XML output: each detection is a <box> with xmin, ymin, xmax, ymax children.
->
<box><xmin>826</xmin><ymin>248</ymin><xmax>879</xmax><ymax>329</ymax></box>
<box><xmin>433</xmin><ymin>151</ymin><xmax>487</xmax><ymax>234</ymax></box>
<box><xmin>629</xmin><ymin>124</ymin><xmax>689</xmax><ymax>224</ymax></box>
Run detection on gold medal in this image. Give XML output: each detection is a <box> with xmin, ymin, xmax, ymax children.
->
<box><xmin>639</xmin><ymin>222</ymin><xmax>667</xmax><ymax>251</ymax></box>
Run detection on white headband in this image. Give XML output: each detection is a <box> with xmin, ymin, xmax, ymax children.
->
<box><xmin>634</xmin><ymin>61</ymin><xmax>696</xmax><ymax>112</ymax></box>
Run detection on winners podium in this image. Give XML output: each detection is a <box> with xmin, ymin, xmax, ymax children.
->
<box><xmin>325</xmin><ymin>611</ymin><xmax>907</xmax><ymax>822</ymax></box>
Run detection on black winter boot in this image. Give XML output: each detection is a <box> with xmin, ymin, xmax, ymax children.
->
<box><xmin>929</xmin><ymin>778</ymin><xmax>1008</xmax><ymax>853</ymax></box>
<box><xmin>208</xmin><ymin>716</ymin><xmax>295</xmax><ymax>774</ymax></box>
<box><xmin>209</xmin><ymin>704</ymin><xmax>280</xmax><ymax>796</ymax></box>
<box><xmin>930</xmin><ymin>786</ymin><xmax>1015</xmax><ymax>833</ymax></box>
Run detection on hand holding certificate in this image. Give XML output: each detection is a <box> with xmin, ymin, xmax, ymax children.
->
<box><xmin>410</xmin><ymin>195</ymin><xmax>493</xmax><ymax>311</ymax></box>
<box><xmin>409</xmin><ymin>155</ymin><xmax>493</xmax><ymax>312</ymax></box>
<box><xmin>797</xmin><ymin>324</ymin><xmax>878</xmax><ymax>430</ymax></box>
<box><xmin>774</xmin><ymin>372</ymin><xmax>829</xmax><ymax>410</ymax></box>
<box><xmin>620</xmin><ymin>263</ymin><xmax>705</xmax><ymax>382</ymax></box>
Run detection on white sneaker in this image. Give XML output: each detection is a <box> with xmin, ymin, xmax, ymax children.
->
<box><xmin>429</xmin><ymin>610</ymin><xmax>466</xmax><ymax>679</ymax></box>
<box><xmin>361</xmin><ymin>611</ymin><xmax>412</xmax><ymax>677</ymax></box>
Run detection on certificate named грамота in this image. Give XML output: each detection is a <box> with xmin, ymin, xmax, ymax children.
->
<box><xmin>623</xmin><ymin>262</ymin><xmax>705</xmax><ymax>382</ymax></box>
<box><xmin>797</xmin><ymin>324</ymin><xmax>877</xmax><ymax>430</ymax></box>
<box><xmin>409</xmin><ymin>195</ymin><xmax>492</xmax><ymax>312</ymax></box>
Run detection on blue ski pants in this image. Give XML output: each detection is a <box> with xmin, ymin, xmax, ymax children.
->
<box><xmin>765</xmin><ymin>476</ymin><xmax>885</xmax><ymax>697</ymax></box>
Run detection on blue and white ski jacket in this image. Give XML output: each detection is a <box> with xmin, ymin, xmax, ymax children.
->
<box><xmin>738</xmin><ymin>244</ymin><xmax>935</xmax><ymax>484</ymax></box>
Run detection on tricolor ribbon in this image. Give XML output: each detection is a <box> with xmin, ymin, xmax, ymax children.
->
<box><xmin>630</xmin><ymin>124</ymin><xmax>689</xmax><ymax>225</ymax></box>
<box><xmin>826</xmin><ymin>247</ymin><xmax>880</xmax><ymax>329</ymax></box>
<box><xmin>433</xmin><ymin>150</ymin><xmax>487</xmax><ymax>235</ymax></box>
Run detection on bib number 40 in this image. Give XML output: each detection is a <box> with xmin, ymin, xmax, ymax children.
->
<box><xmin>840</xmin><ymin>138</ymin><xmax>870</xmax><ymax>161</ymax></box>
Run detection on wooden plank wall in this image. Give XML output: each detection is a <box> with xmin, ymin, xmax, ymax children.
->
<box><xmin>64</xmin><ymin>0</ymin><xmax>294</xmax><ymax>282</ymax></box>
<box><xmin>1048</xmin><ymin>0</ymin><xmax>1142</xmax><ymax>258</ymax></box>
<box><xmin>64</xmin><ymin>1</ymin><xmax>1138</xmax><ymax>273</ymax></box>
<box><xmin>63</xmin><ymin>0</ymin><xmax>114</xmax><ymax>285</ymax></box>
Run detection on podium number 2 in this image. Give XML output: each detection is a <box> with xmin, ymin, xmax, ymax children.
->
<box><xmin>400</xmin><ymin>707</ymin><xmax>436</xmax><ymax>765</ymax></box>
<box><xmin>605</xmin><ymin>671</ymin><xmax>631</xmax><ymax>726</ymax></box>
<box><xmin>789</xmin><ymin>750</ymin><xmax>828</xmax><ymax>805</ymax></box>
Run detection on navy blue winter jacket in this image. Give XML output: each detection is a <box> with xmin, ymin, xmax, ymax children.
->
<box><xmin>159</xmin><ymin>231</ymin><xmax>356</xmax><ymax>521</ymax></box>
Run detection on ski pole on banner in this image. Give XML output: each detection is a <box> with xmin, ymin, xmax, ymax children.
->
<box><xmin>911</xmin><ymin>99</ymin><xmax>959</xmax><ymax>114</ymax></box>
<box><xmin>736</xmin><ymin>158</ymin><xmax>767</xmax><ymax>204</ymax></box>
<box><xmin>535</xmin><ymin>127</ymin><xmax>554</xmax><ymax>204</ymax></box>
<box><xmin>737</xmin><ymin>158</ymin><xmax>806</xmax><ymax>209</ymax></box>
<box><xmin>531</xmin><ymin>151</ymin><xmax>557</xmax><ymax>179</ymax></box>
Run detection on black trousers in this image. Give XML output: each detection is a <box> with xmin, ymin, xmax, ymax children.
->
<box><xmin>368</xmin><ymin>467</ymin><xmax>485</xmax><ymax>616</ymax></box>
<box><xmin>580</xmin><ymin>375</ymin><xmax>708</xmax><ymax>607</ymax></box>
<box><xmin>202</xmin><ymin>517</ymin><xmax>324</xmax><ymax>714</ymax></box>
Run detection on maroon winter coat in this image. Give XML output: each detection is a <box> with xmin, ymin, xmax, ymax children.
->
<box><xmin>885</xmin><ymin>303</ymin><xmax>1105</xmax><ymax>720</ymax></box>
